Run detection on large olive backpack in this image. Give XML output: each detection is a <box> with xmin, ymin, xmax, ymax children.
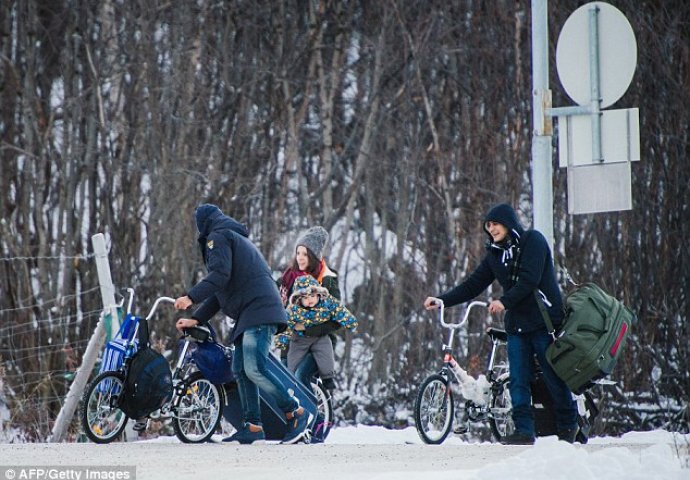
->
<box><xmin>538</xmin><ymin>283</ymin><xmax>635</xmax><ymax>394</ymax></box>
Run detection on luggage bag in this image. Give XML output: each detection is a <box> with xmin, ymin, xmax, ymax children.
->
<box><xmin>223</xmin><ymin>352</ymin><xmax>320</xmax><ymax>441</ymax></box>
<box><xmin>531</xmin><ymin>369</ymin><xmax>557</xmax><ymax>437</ymax></box>
<box><xmin>531</xmin><ymin>368</ymin><xmax>598</xmax><ymax>443</ymax></box>
<box><xmin>538</xmin><ymin>283</ymin><xmax>635</xmax><ymax>394</ymax></box>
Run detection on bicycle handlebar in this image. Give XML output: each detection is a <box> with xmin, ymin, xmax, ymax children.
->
<box><xmin>124</xmin><ymin>288</ymin><xmax>135</xmax><ymax>314</ymax></box>
<box><xmin>145</xmin><ymin>296</ymin><xmax>175</xmax><ymax>320</ymax></box>
<box><xmin>438</xmin><ymin>300</ymin><xmax>488</xmax><ymax>329</ymax></box>
<box><xmin>121</xmin><ymin>287</ymin><xmax>175</xmax><ymax>320</ymax></box>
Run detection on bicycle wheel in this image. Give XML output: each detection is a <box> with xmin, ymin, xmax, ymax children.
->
<box><xmin>81</xmin><ymin>371</ymin><xmax>128</xmax><ymax>444</ymax></box>
<box><xmin>172</xmin><ymin>371</ymin><xmax>224</xmax><ymax>443</ymax></box>
<box><xmin>311</xmin><ymin>380</ymin><xmax>334</xmax><ymax>443</ymax></box>
<box><xmin>414</xmin><ymin>373</ymin><xmax>454</xmax><ymax>444</ymax></box>
<box><xmin>488</xmin><ymin>378</ymin><xmax>514</xmax><ymax>442</ymax></box>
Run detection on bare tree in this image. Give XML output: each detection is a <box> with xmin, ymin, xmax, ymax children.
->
<box><xmin>0</xmin><ymin>0</ymin><xmax>687</xmax><ymax>437</ymax></box>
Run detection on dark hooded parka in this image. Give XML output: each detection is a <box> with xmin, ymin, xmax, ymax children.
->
<box><xmin>188</xmin><ymin>204</ymin><xmax>287</xmax><ymax>343</ymax></box>
<box><xmin>438</xmin><ymin>203</ymin><xmax>564</xmax><ymax>334</ymax></box>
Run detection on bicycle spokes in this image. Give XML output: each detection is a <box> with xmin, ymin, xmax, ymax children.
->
<box><xmin>414</xmin><ymin>374</ymin><xmax>455</xmax><ymax>444</ymax></box>
<box><xmin>172</xmin><ymin>374</ymin><xmax>223</xmax><ymax>443</ymax></box>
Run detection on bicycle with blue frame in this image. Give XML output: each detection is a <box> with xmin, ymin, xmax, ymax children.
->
<box><xmin>81</xmin><ymin>288</ymin><xmax>227</xmax><ymax>443</ymax></box>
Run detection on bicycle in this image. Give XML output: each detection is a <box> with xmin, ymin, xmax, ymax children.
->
<box><xmin>299</xmin><ymin>370</ymin><xmax>334</xmax><ymax>443</ymax></box>
<box><xmin>81</xmin><ymin>288</ymin><xmax>226</xmax><ymax>444</ymax></box>
<box><xmin>414</xmin><ymin>300</ymin><xmax>597</xmax><ymax>444</ymax></box>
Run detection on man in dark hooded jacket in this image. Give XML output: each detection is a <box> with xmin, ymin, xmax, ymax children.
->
<box><xmin>424</xmin><ymin>203</ymin><xmax>578</xmax><ymax>445</ymax></box>
<box><xmin>175</xmin><ymin>204</ymin><xmax>312</xmax><ymax>444</ymax></box>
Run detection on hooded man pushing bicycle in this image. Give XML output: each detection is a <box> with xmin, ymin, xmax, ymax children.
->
<box><xmin>424</xmin><ymin>203</ymin><xmax>578</xmax><ymax>445</ymax></box>
<box><xmin>174</xmin><ymin>204</ymin><xmax>312</xmax><ymax>444</ymax></box>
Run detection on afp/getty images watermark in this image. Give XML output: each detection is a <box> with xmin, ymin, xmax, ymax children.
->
<box><xmin>1</xmin><ymin>466</ymin><xmax>136</xmax><ymax>480</ymax></box>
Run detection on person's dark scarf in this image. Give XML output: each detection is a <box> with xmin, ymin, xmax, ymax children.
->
<box><xmin>488</xmin><ymin>232</ymin><xmax>521</xmax><ymax>282</ymax></box>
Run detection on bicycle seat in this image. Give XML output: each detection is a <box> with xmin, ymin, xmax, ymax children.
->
<box><xmin>486</xmin><ymin>327</ymin><xmax>507</xmax><ymax>343</ymax></box>
<box><xmin>183</xmin><ymin>325</ymin><xmax>211</xmax><ymax>342</ymax></box>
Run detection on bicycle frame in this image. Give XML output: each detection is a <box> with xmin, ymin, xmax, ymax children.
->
<box><xmin>82</xmin><ymin>287</ymin><xmax>228</xmax><ymax>443</ymax></box>
<box><xmin>415</xmin><ymin>299</ymin><xmax>516</xmax><ymax>444</ymax></box>
<box><xmin>120</xmin><ymin>289</ymin><xmax>204</xmax><ymax>376</ymax></box>
<box><xmin>115</xmin><ymin>289</ymin><xmax>210</xmax><ymax>416</ymax></box>
<box><xmin>436</xmin><ymin>300</ymin><xmax>508</xmax><ymax>418</ymax></box>
<box><xmin>117</xmin><ymin>289</ymin><xmax>172</xmax><ymax>370</ymax></box>
<box><xmin>438</xmin><ymin>300</ymin><xmax>492</xmax><ymax>383</ymax></box>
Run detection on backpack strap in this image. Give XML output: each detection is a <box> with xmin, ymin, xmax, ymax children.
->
<box><xmin>138</xmin><ymin>317</ymin><xmax>151</xmax><ymax>348</ymax></box>
<box><xmin>512</xmin><ymin>234</ymin><xmax>557</xmax><ymax>340</ymax></box>
<box><xmin>534</xmin><ymin>290</ymin><xmax>557</xmax><ymax>340</ymax></box>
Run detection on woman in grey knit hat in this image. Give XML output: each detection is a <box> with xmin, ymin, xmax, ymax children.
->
<box><xmin>277</xmin><ymin>226</ymin><xmax>340</xmax><ymax>306</ymax></box>
<box><xmin>276</xmin><ymin>227</ymin><xmax>343</xmax><ymax>392</ymax></box>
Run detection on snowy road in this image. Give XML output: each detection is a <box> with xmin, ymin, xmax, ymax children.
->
<box><xmin>1</xmin><ymin>442</ymin><xmax>527</xmax><ymax>479</ymax></box>
<box><xmin>0</xmin><ymin>428</ymin><xmax>687</xmax><ymax>480</ymax></box>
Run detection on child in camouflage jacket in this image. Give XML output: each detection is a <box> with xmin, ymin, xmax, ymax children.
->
<box><xmin>277</xmin><ymin>275</ymin><xmax>357</xmax><ymax>390</ymax></box>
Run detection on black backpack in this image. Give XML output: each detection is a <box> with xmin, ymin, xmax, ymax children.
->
<box><xmin>119</xmin><ymin>319</ymin><xmax>173</xmax><ymax>419</ymax></box>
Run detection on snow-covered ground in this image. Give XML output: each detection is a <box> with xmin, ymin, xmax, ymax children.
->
<box><xmin>327</xmin><ymin>426</ymin><xmax>689</xmax><ymax>479</ymax></box>
<box><xmin>1</xmin><ymin>426</ymin><xmax>688</xmax><ymax>480</ymax></box>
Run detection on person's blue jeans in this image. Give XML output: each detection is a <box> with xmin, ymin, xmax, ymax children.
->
<box><xmin>294</xmin><ymin>352</ymin><xmax>318</xmax><ymax>388</ymax></box>
<box><xmin>507</xmin><ymin>329</ymin><xmax>578</xmax><ymax>436</ymax></box>
<box><xmin>292</xmin><ymin>352</ymin><xmax>330</xmax><ymax>443</ymax></box>
<box><xmin>232</xmin><ymin>324</ymin><xmax>299</xmax><ymax>426</ymax></box>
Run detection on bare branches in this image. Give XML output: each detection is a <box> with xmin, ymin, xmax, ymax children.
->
<box><xmin>1</xmin><ymin>0</ymin><xmax>688</xmax><ymax>434</ymax></box>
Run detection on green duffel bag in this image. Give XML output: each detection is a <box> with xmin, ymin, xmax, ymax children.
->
<box><xmin>537</xmin><ymin>283</ymin><xmax>636</xmax><ymax>394</ymax></box>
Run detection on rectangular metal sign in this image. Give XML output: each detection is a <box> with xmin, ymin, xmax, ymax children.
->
<box><xmin>567</xmin><ymin>161</ymin><xmax>632</xmax><ymax>214</ymax></box>
<box><xmin>558</xmin><ymin>108</ymin><xmax>640</xmax><ymax>167</ymax></box>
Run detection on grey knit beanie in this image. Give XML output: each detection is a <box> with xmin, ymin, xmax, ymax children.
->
<box><xmin>295</xmin><ymin>226</ymin><xmax>329</xmax><ymax>259</ymax></box>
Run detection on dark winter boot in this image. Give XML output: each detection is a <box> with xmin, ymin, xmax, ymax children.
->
<box><xmin>500</xmin><ymin>431</ymin><xmax>535</xmax><ymax>445</ymax></box>
<box><xmin>557</xmin><ymin>427</ymin><xmax>578</xmax><ymax>444</ymax></box>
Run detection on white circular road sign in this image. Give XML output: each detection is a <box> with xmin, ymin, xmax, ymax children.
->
<box><xmin>556</xmin><ymin>1</ymin><xmax>637</xmax><ymax>108</ymax></box>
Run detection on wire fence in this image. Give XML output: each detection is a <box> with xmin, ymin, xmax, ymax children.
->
<box><xmin>0</xmin><ymin>253</ymin><xmax>105</xmax><ymax>442</ymax></box>
<box><xmin>1</xmin><ymin>254</ymin><xmax>687</xmax><ymax>443</ymax></box>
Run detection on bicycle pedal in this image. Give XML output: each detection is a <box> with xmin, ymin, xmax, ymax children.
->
<box><xmin>453</xmin><ymin>425</ymin><xmax>469</xmax><ymax>435</ymax></box>
<box><xmin>132</xmin><ymin>418</ymin><xmax>149</xmax><ymax>432</ymax></box>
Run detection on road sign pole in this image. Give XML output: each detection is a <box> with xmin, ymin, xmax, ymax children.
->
<box><xmin>551</xmin><ymin>1</ymin><xmax>639</xmax><ymax>214</ymax></box>
<box><xmin>531</xmin><ymin>0</ymin><xmax>555</xmax><ymax>251</ymax></box>
<box><xmin>588</xmin><ymin>4</ymin><xmax>603</xmax><ymax>162</ymax></box>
